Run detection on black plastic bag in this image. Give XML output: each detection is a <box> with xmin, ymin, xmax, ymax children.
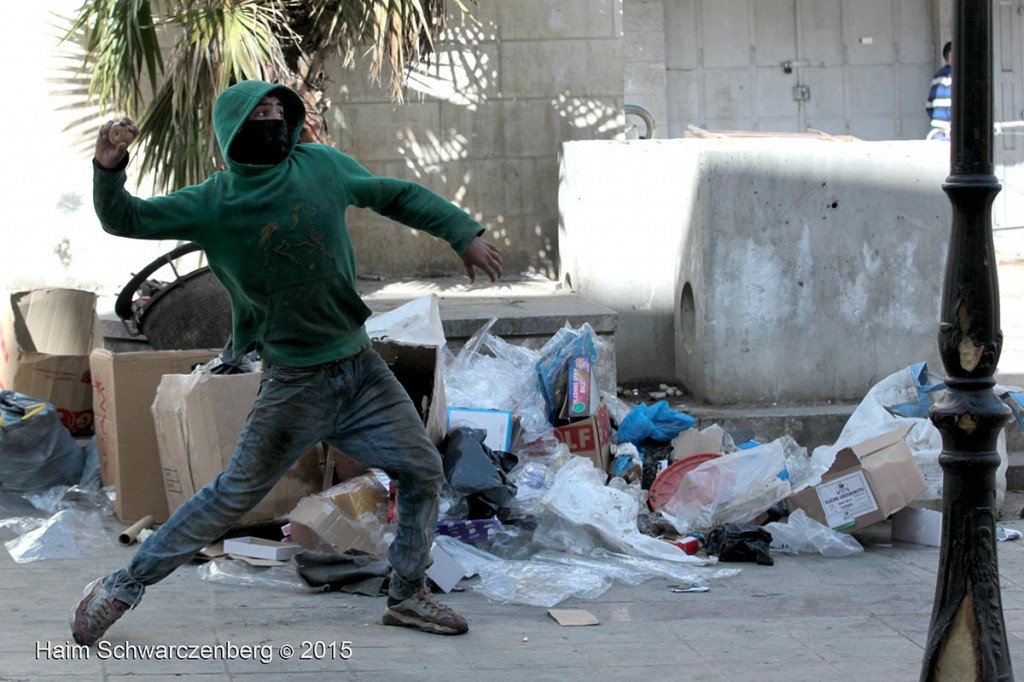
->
<box><xmin>0</xmin><ymin>391</ymin><xmax>85</xmax><ymax>494</ymax></box>
<box><xmin>441</xmin><ymin>427</ymin><xmax>518</xmax><ymax>519</ymax></box>
<box><xmin>293</xmin><ymin>550</ymin><xmax>390</xmax><ymax>596</ymax></box>
<box><xmin>705</xmin><ymin>523</ymin><xmax>775</xmax><ymax>566</ymax></box>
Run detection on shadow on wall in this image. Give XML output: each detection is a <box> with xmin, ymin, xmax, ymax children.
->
<box><xmin>330</xmin><ymin>13</ymin><xmax>624</xmax><ymax>279</ymax></box>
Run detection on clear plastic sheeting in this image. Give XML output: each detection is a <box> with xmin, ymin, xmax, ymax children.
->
<box><xmin>661</xmin><ymin>436</ymin><xmax>808</xmax><ymax>536</ymax></box>
<box><xmin>502</xmin><ymin>449</ymin><xmax>572</xmax><ymax>522</ymax></box>
<box><xmin>2</xmin><ymin>484</ymin><xmax>121</xmax><ymax>562</ymax></box>
<box><xmin>434</xmin><ymin>535</ymin><xmax>737</xmax><ymax>608</ymax></box>
<box><xmin>541</xmin><ymin>457</ymin><xmax>711</xmax><ymax>564</ymax></box>
<box><xmin>763</xmin><ymin>509</ymin><xmax>863</xmax><ymax>558</ymax></box>
<box><xmin>443</xmin><ymin>319</ymin><xmax>564</xmax><ymax>458</ymax></box>
<box><xmin>196</xmin><ymin>559</ymin><xmax>315</xmax><ymax>593</ymax></box>
<box><xmin>4</xmin><ymin>508</ymin><xmax>119</xmax><ymax>563</ymax></box>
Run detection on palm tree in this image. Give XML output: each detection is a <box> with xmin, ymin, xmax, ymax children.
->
<box><xmin>64</xmin><ymin>0</ymin><xmax>473</xmax><ymax>193</ymax></box>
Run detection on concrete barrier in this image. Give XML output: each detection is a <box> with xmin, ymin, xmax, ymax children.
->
<box><xmin>560</xmin><ymin>137</ymin><xmax>952</xmax><ymax>405</ymax></box>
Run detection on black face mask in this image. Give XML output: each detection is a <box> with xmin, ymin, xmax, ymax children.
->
<box><xmin>230</xmin><ymin>119</ymin><xmax>291</xmax><ymax>165</ymax></box>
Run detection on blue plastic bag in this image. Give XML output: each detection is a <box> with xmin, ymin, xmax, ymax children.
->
<box><xmin>534</xmin><ymin>324</ymin><xmax>598</xmax><ymax>424</ymax></box>
<box><xmin>617</xmin><ymin>401</ymin><xmax>696</xmax><ymax>445</ymax></box>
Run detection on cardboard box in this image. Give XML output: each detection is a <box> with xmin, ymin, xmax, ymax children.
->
<box><xmin>425</xmin><ymin>541</ymin><xmax>466</xmax><ymax>593</ymax></box>
<box><xmin>91</xmin><ymin>348</ymin><xmax>219</xmax><ymax>523</ymax></box>
<box><xmin>223</xmin><ymin>536</ymin><xmax>303</xmax><ymax>561</ymax></box>
<box><xmin>373</xmin><ymin>339</ymin><xmax>447</xmax><ymax>444</ymax></box>
<box><xmin>672</xmin><ymin>425</ymin><xmax>725</xmax><ymax>461</ymax></box>
<box><xmin>559</xmin><ymin>355</ymin><xmax>598</xmax><ymax>421</ymax></box>
<box><xmin>553</xmin><ymin>399</ymin><xmax>613</xmax><ymax>472</ymax></box>
<box><xmin>1</xmin><ymin>289</ymin><xmax>101</xmax><ymax>435</ymax></box>
<box><xmin>787</xmin><ymin>426</ymin><xmax>927</xmax><ymax>533</ymax></box>
<box><xmin>891</xmin><ymin>506</ymin><xmax>943</xmax><ymax>547</ymax></box>
<box><xmin>151</xmin><ymin>371</ymin><xmax>323</xmax><ymax>525</ymax></box>
<box><xmin>288</xmin><ymin>473</ymin><xmax>391</xmax><ymax>556</ymax></box>
<box><xmin>321</xmin><ymin>339</ymin><xmax>448</xmax><ymax>488</ymax></box>
<box><xmin>446</xmin><ymin>407</ymin><xmax>514</xmax><ymax>452</ymax></box>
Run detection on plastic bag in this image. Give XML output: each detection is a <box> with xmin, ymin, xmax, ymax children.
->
<box><xmin>196</xmin><ymin>560</ymin><xmax>312</xmax><ymax>592</ymax></box>
<box><xmin>534</xmin><ymin>323</ymin><xmax>601</xmax><ymax>424</ymax></box>
<box><xmin>365</xmin><ymin>294</ymin><xmax>446</xmax><ymax>347</ymax></box>
<box><xmin>443</xmin><ymin>319</ymin><xmax>558</xmax><ymax>455</ymax></box>
<box><xmin>763</xmin><ymin>509</ymin><xmax>863</xmax><ymax>557</ymax></box>
<box><xmin>0</xmin><ymin>391</ymin><xmax>85</xmax><ymax>493</ymax></box>
<box><xmin>705</xmin><ymin>523</ymin><xmax>774</xmax><ymax>566</ymax></box>
<box><xmin>4</xmin><ymin>508</ymin><xmax>118</xmax><ymax>563</ymax></box>
<box><xmin>541</xmin><ymin>457</ymin><xmax>710</xmax><ymax>564</ymax></box>
<box><xmin>810</xmin><ymin>362</ymin><xmax>1007</xmax><ymax>510</ymax></box>
<box><xmin>617</xmin><ymin>401</ymin><xmax>696</xmax><ymax>445</ymax></box>
<box><xmin>661</xmin><ymin>436</ymin><xmax>804</xmax><ymax>535</ymax></box>
<box><xmin>441</xmin><ymin>427</ymin><xmax>518</xmax><ymax>519</ymax></box>
<box><xmin>501</xmin><ymin>452</ymin><xmax>568</xmax><ymax>521</ymax></box>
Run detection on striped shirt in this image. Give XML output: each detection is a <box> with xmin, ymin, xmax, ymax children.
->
<box><xmin>926</xmin><ymin>64</ymin><xmax>952</xmax><ymax>131</ymax></box>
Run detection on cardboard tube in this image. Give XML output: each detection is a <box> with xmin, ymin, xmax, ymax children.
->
<box><xmin>118</xmin><ymin>516</ymin><xmax>155</xmax><ymax>545</ymax></box>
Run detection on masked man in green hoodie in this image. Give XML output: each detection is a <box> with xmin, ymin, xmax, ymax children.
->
<box><xmin>71</xmin><ymin>80</ymin><xmax>503</xmax><ymax>643</ymax></box>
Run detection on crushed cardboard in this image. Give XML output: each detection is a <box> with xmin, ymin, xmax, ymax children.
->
<box><xmin>151</xmin><ymin>371</ymin><xmax>322</xmax><ymax>525</ymax></box>
<box><xmin>91</xmin><ymin>348</ymin><xmax>219</xmax><ymax>522</ymax></box>
<box><xmin>1</xmin><ymin>289</ymin><xmax>101</xmax><ymax>435</ymax></box>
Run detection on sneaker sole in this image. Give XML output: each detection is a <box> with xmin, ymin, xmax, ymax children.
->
<box><xmin>382</xmin><ymin>609</ymin><xmax>468</xmax><ymax>636</ymax></box>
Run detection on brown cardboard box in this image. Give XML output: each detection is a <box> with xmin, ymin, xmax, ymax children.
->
<box><xmin>91</xmin><ymin>348</ymin><xmax>219</xmax><ymax>522</ymax></box>
<box><xmin>322</xmin><ymin>339</ymin><xmax>448</xmax><ymax>488</ymax></box>
<box><xmin>151</xmin><ymin>371</ymin><xmax>323</xmax><ymax>525</ymax></box>
<box><xmin>289</xmin><ymin>473</ymin><xmax>391</xmax><ymax>555</ymax></box>
<box><xmin>787</xmin><ymin>426</ymin><xmax>927</xmax><ymax>533</ymax></box>
<box><xmin>553</xmin><ymin>399</ymin><xmax>613</xmax><ymax>472</ymax></box>
<box><xmin>1</xmin><ymin>289</ymin><xmax>101</xmax><ymax>435</ymax></box>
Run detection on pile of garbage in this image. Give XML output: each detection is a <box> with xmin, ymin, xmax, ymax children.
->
<box><xmin>2</xmin><ymin>296</ymin><xmax>1022</xmax><ymax>609</ymax></box>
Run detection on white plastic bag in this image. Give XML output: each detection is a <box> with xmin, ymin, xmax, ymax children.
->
<box><xmin>810</xmin><ymin>363</ymin><xmax>1007</xmax><ymax>510</ymax></box>
<box><xmin>541</xmin><ymin>457</ymin><xmax>710</xmax><ymax>564</ymax></box>
<box><xmin>763</xmin><ymin>509</ymin><xmax>863</xmax><ymax>558</ymax></box>
<box><xmin>365</xmin><ymin>294</ymin><xmax>446</xmax><ymax>347</ymax></box>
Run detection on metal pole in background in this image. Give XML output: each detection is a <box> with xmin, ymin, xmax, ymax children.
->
<box><xmin>922</xmin><ymin>0</ymin><xmax>1014</xmax><ymax>680</ymax></box>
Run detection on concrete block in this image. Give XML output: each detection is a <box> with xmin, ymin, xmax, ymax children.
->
<box><xmin>331</xmin><ymin>102</ymin><xmax>442</xmax><ymax>163</ymax></box>
<box><xmin>560</xmin><ymin>138</ymin><xmax>952</xmax><ymax>405</ymax></box>
<box><xmin>666</xmin><ymin>69</ymin><xmax>701</xmax><ymax>121</ymax></box>
<box><xmin>500</xmin><ymin>40</ymin><xmax>623</xmax><ymax>98</ymax></box>
<box><xmin>497</xmin><ymin>1</ymin><xmax>618</xmax><ymax>40</ymax></box>
<box><xmin>439</xmin><ymin>101</ymin><xmax>506</xmax><ymax>160</ymax></box>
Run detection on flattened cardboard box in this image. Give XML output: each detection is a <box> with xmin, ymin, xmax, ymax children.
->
<box><xmin>1</xmin><ymin>289</ymin><xmax>101</xmax><ymax>435</ymax></box>
<box><xmin>151</xmin><ymin>371</ymin><xmax>322</xmax><ymax>526</ymax></box>
<box><xmin>787</xmin><ymin>425</ymin><xmax>926</xmax><ymax>533</ymax></box>
<box><xmin>91</xmin><ymin>348</ymin><xmax>219</xmax><ymax>522</ymax></box>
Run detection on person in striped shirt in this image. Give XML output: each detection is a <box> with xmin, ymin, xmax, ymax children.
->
<box><xmin>926</xmin><ymin>41</ymin><xmax>952</xmax><ymax>140</ymax></box>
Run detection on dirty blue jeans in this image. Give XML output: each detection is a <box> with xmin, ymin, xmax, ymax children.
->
<box><xmin>104</xmin><ymin>347</ymin><xmax>443</xmax><ymax>606</ymax></box>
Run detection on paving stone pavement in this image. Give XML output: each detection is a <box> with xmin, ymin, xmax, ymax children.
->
<box><xmin>2</xmin><ymin>491</ymin><xmax>1024</xmax><ymax>682</ymax></box>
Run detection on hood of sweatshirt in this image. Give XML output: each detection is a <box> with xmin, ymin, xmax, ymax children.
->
<box><xmin>212</xmin><ymin>80</ymin><xmax>305</xmax><ymax>171</ymax></box>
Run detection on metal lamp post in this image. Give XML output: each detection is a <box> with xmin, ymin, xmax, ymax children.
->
<box><xmin>921</xmin><ymin>1</ymin><xmax>1015</xmax><ymax>680</ymax></box>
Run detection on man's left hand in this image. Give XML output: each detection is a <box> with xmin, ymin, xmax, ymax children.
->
<box><xmin>462</xmin><ymin>236</ymin><xmax>503</xmax><ymax>283</ymax></box>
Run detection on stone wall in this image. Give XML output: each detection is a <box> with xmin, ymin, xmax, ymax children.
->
<box><xmin>322</xmin><ymin>1</ymin><xmax>625</xmax><ymax>278</ymax></box>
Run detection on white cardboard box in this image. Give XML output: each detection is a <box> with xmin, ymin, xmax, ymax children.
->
<box><xmin>425</xmin><ymin>541</ymin><xmax>467</xmax><ymax>593</ymax></box>
<box><xmin>224</xmin><ymin>536</ymin><xmax>303</xmax><ymax>561</ymax></box>
<box><xmin>891</xmin><ymin>506</ymin><xmax>943</xmax><ymax>547</ymax></box>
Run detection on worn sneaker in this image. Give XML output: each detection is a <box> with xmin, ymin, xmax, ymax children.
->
<box><xmin>70</xmin><ymin>577</ymin><xmax>134</xmax><ymax>646</ymax></box>
<box><xmin>382</xmin><ymin>588</ymin><xmax>469</xmax><ymax>635</ymax></box>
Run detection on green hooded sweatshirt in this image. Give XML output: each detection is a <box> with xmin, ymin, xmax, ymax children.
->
<box><xmin>93</xmin><ymin>80</ymin><xmax>483</xmax><ymax>366</ymax></box>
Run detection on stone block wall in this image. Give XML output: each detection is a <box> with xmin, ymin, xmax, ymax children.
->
<box><xmin>322</xmin><ymin>1</ymin><xmax>626</xmax><ymax>278</ymax></box>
